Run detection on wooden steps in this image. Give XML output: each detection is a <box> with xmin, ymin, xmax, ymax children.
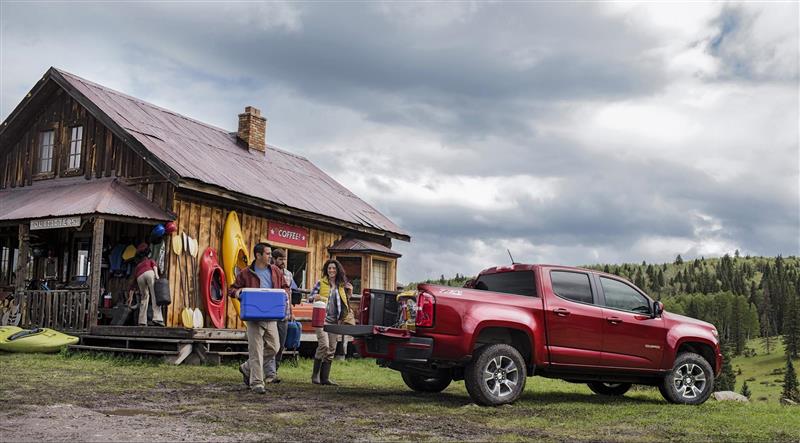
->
<box><xmin>69</xmin><ymin>326</ymin><xmax>246</xmax><ymax>365</ymax></box>
<box><xmin>68</xmin><ymin>325</ymin><xmax>328</xmax><ymax>365</ymax></box>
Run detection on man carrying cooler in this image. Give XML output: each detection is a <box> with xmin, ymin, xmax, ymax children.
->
<box><xmin>229</xmin><ymin>242</ymin><xmax>289</xmax><ymax>394</ymax></box>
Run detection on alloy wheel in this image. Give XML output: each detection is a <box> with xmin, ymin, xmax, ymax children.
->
<box><xmin>483</xmin><ymin>355</ymin><xmax>519</xmax><ymax>398</ymax></box>
<box><xmin>672</xmin><ymin>363</ymin><xmax>707</xmax><ymax>399</ymax></box>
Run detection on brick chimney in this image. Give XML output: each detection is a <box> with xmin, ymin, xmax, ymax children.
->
<box><xmin>237</xmin><ymin>106</ymin><xmax>266</xmax><ymax>153</ymax></box>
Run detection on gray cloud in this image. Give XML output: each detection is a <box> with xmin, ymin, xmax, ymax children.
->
<box><xmin>2</xmin><ymin>2</ymin><xmax>797</xmax><ymax>283</ymax></box>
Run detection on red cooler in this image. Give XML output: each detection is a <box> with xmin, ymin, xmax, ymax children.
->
<box><xmin>312</xmin><ymin>301</ymin><xmax>326</xmax><ymax>328</ymax></box>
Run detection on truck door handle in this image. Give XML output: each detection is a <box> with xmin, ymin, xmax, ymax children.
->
<box><xmin>553</xmin><ymin>308</ymin><xmax>570</xmax><ymax>317</ymax></box>
<box><xmin>607</xmin><ymin>317</ymin><xmax>623</xmax><ymax>325</ymax></box>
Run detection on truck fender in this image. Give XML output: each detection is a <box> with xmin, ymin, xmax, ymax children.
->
<box><xmin>663</xmin><ymin>327</ymin><xmax>718</xmax><ymax>371</ymax></box>
<box><xmin>469</xmin><ymin>319</ymin><xmax>539</xmax><ymax>365</ymax></box>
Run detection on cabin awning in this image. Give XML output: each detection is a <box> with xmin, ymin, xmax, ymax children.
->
<box><xmin>0</xmin><ymin>178</ymin><xmax>173</xmax><ymax>224</ymax></box>
<box><xmin>328</xmin><ymin>237</ymin><xmax>402</xmax><ymax>258</ymax></box>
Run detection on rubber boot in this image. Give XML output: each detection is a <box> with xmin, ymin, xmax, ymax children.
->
<box><xmin>320</xmin><ymin>361</ymin><xmax>338</xmax><ymax>386</ymax></box>
<box><xmin>312</xmin><ymin>358</ymin><xmax>322</xmax><ymax>385</ymax></box>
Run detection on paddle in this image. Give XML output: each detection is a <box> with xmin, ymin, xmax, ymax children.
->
<box><xmin>180</xmin><ymin>232</ymin><xmax>193</xmax><ymax>328</ymax></box>
<box><xmin>189</xmin><ymin>236</ymin><xmax>203</xmax><ymax>328</ymax></box>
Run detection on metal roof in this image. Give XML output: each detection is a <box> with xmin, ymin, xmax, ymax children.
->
<box><xmin>328</xmin><ymin>237</ymin><xmax>401</xmax><ymax>258</ymax></box>
<box><xmin>0</xmin><ymin>177</ymin><xmax>173</xmax><ymax>222</ymax></box>
<box><xmin>54</xmin><ymin>69</ymin><xmax>409</xmax><ymax>240</ymax></box>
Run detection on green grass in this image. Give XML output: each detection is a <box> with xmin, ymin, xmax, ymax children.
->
<box><xmin>1</xmin><ymin>350</ymin><xmax>799</xmax><ymax>442</ymax></box>
<box><xmin>730</xmin><ymin>337</ymin><xmax>797</xmax><ymax>403</ymax></box>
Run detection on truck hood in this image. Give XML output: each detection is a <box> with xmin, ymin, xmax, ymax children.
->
<box><xmin>662</xmin><ymin>311</ymin><xmax>716</xmax><ymax>331</ymax></box>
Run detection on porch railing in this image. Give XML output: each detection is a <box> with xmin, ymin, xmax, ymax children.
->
<box><xmin>20</xmin><ymin>290</ymin><xmax>92</xmax><ymax>332</ymax></box>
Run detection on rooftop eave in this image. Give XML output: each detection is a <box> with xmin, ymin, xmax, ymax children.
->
<box><xmin>177</xmin><ymin>178</ymin><xmax>411</xmax><ymax>242</ymax></box>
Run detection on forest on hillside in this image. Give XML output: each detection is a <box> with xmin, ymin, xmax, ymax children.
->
<box><xmin>414</xmin><ymin>254</ymin><xmax>800</xmax><ymax>358</ymax></box>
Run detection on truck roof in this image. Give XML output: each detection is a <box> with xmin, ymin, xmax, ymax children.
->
<box><xmin>479</xmin><ymin>263</ymin><xmax>596</xmax><ymax>275</ymax></box>
<box><xmin>478</xmin><ymin>263</ymin><xmax>635</xmax><ymax>285</ymax></box>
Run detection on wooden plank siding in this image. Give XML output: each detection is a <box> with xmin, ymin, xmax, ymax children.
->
<box><xmin>0</xmin><ymin>88</ymin><xmax>173</xmax><ymax>215</ymax></box>
<box><xmin>166</xmin><ymin>195</ymin><xmax>343</xmax><ymax>329</ymax></box>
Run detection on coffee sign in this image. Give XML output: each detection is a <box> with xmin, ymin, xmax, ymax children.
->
<box><xmin>31</xmin><ymin>216</ymin><xmax>81</xmax><ymax>230</ymax></box>
<box><xmin>268</xmin><ymin>221</ymin><xmax>309</xmax><ymax>248</ymax></box>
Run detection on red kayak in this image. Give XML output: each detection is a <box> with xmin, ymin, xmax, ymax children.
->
<box><xmin>200</xmin><ymin>247</ymin><xmax>227</xmax><ymax>329</ymax></box>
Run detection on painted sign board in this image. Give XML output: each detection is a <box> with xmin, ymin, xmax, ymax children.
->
<box><xmin>268</xmin><ymin>221</ymin><xmax>309</xmax><ymax>248</ymax></box>
<box><xmin>30</xmin><ymin>216</ymin><xmax>81</xmax><ymax>230</ymax></box>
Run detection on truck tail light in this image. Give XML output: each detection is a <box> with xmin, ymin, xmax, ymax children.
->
<box><xmin>359</xmin><ymin>288</ymin><xmax>371</xmax><ymax>325</ymax></box>
<box><xmin>416</xmin><ymin>291</ymin><xmax>435</xmax><ymax>328</ymax></box>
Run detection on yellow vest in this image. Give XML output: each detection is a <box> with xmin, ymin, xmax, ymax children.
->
<box><xmin>319</xmin><ymin>278</ymin><xmax>349</xmax><ymax>306</ymax></box>
<box><xmin>318</xmin><ymin>278</ymin><xmax>353</xmax><ymax>323</ymax></box>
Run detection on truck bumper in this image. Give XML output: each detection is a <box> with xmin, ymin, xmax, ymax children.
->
<box><xmin>323</xmin><ymin>324</ymin><xmax>433</xmax><ymax>363</ymax></box>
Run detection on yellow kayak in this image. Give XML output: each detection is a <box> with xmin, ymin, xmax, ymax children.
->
<box><xmin>0</xmin><ymin>326</ymin><xmax>79</xmax><ymax>353</ymax></box>
<box><xmin>222</xmin><ymin>211</ymin><xmax>249</xmax><ymax>317</ymax></box>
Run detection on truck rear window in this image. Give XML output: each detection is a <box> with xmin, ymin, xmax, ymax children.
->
<box><xmin>474</xmin><ymin>271</ymin><xmax>536</xmax><ymax>297</ymax></box>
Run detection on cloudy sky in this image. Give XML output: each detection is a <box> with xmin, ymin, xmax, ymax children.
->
<box><xmin>2</xmin><ymin>2</ymin><xmax>798</xmax><ymax>283</ymax></box>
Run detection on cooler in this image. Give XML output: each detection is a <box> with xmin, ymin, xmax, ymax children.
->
<box><xmin>240</xmin><ymin>288</ymin><xmax>287</xmax><ymax>321</ymax></box>
<box><xmin>284</xmin><ymin>321</ymin><xmax>302</xmax><ymax>350</ymax></box>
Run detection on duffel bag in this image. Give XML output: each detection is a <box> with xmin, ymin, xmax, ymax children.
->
<box><xmin>154</xmin><ymin>278</ymin><xmax>171</xmax><ymax>306</ymax></box>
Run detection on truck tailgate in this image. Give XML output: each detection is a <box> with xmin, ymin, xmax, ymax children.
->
<box><xmin>324</xmin><ymin>324</ymin><xmax>433</xmax><ymax>363</ymax></box>
<box><xmin>324</xmin><ymin>324</ymin><xmax>411</xmax><ymax>338</ymax></box>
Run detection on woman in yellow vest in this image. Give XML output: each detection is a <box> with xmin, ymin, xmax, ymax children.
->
<box><xmin>308</xmin><ymin>259</ymin><xmax>353</xmax><ymax>385</ymax></box>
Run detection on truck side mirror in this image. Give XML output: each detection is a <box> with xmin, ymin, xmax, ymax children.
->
<box><xmin>652</xmin><ymin>301</ymin><xmax>664</xmax><ymax>318</ymax></box>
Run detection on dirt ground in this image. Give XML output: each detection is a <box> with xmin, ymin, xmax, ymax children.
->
<box><xmin>3</xmin><ymin>354</ymin><xmax>799</xmax><ymax>442</ymax></box>
<box><xmin>0</xmin><ymin>371</ymin><xmax>503</xmax><ymax>442</ymax></box>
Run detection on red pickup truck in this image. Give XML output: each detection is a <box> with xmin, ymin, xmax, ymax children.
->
<box><xmin>327</xmin><ymin>264</ymin><xmax>722</xmax><ymax>406</ymax></box>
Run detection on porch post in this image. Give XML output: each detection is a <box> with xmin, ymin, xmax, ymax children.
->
<box><xmin>14</xmin><ymin>223</ymin><xmax>30</xmax><ymax>292</ymax></box>
<box><xmin>88</xmin><ymin>217</ymin><xmax>104</xmax><ymax>327</ymax></box>
<box><xmin>14</xmin><ymin>223</ymin><xmax>31</xmax><ymax>327</ymax></box>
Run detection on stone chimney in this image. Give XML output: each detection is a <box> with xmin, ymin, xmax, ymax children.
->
<box><xmin>237</xmin><ymin>106</ymin><xmax>266</xmax><ymax>153</ymax></box>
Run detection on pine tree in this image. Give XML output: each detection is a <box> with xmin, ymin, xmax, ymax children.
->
<box><xmin>782</xmin><ymin>355</ymin><xmax>799</xmax><ymax>402</ymax></box>
<box><xmin>784</xmin><ymin>287</ymin><xmax>799</xmax><ymax>359</ymax></box>
<box><xmin>715</xmin><ymin>344</ymin><xmax>736</xmax><ymax>391</ymax></box>
<box><xmin>741</xmin><ymin>381</ymin><xmax>751</xmax><ymax>399</ymax></box>
<box><xmin>675</xmin><ymin>254</ymin><xmax>683</xmax><ymax>265</ymax></box>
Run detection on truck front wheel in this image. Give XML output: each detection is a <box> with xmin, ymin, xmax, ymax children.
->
<box><xmin>659</xmin><ymin>352</ymin><xmax>714</xmax><ymax>405</ymax></box>
<box><xmin>464</xmin><ymin>344</ymin><xmax>527</xmax><ymax>406</ymax></box>
<box><xmin>401</xmin><ymin>371</ymin><xmax>452</xmax><ymax>393</ymax></box>
<box><xmin>587</xmin><ymin>382</ymin><xmax>632</xmax><ymax>396</ymax></box>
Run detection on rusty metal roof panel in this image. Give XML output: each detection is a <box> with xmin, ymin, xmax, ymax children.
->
<box><xmin>53</xmin><ymin>70</ymin><xmax>410</xmax><ymax>237</ymax></box>
<box><xmin>0</xmin><ymin>178</ymin><xmax>173</xmax><ymax>222</ymax></box>
<box><xmin>328</xmin><ymin>237</ymin><xmax>402</xmax><ymax>258</ymax></box>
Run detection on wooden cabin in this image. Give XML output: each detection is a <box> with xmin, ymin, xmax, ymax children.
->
<box><xmin>0</xmin><ymin>67</ymin><xmax>409</xmax><ymax>332</ymax></box>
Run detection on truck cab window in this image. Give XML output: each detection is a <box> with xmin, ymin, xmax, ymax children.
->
<box><xmin>550</xmin><ymin>271</ymin><xmax>593</xmax><ymax>304</ymax></box>
<box><xmin>474</xmin><ymin>271</ymin><xmax>536</xmax><ymax>297</ymax></box>
<box><xmin>600</xmin><ymin>277</ymin><xmax>651</xmax><ymax>314</ymax></box>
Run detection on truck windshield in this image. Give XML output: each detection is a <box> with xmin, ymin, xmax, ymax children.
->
<box><xmin>474</xmin><ymin>271</ymin><xmax>536</xmax><ymax>297</ymax></box>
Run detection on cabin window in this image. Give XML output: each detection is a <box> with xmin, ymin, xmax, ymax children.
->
<box><xmin>68</xmin><ymin>126</ymin><xmax>83</xmax><ymax>170</ymax></box>
<box><xmin>371</xmin><ymin>259</ymin><xmax>389</xmax><ymax>290</ymax></box>
<box><xmin>38</xmin><ymin>130</ymin><xmax>55</xmax><ymax>173</ymax></box>
<box><xmin>0</xmin><ymin>247</ymin><xmax>9</xmax><ymax>286</ymax></box>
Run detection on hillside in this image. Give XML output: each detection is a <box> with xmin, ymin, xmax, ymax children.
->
<box><xmin>732</xmin><ymin>337</ymin><xmax>798</xmax><ymax>403</ymax></box>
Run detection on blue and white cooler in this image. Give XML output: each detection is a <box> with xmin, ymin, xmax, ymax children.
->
<box><xmin>239</xmin><ymin>288</ymin><xmax>287</xmax><ymax>321</ymax></box>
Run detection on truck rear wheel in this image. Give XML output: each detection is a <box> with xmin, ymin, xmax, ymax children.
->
<box><xmin>401</xmin><ymin>371</ymin><xmax>452</xmax><ymax>393</ymax></box>
<box><xmin>587</xmin><ymin>382</ymin><xmax>632</xmax><ymax>396</ymax></box>
<box><xmin>659</xmin><ymin>352</ymin><xmax>714</xmax><ymax>405</ymax></box>
<box><xmin>464</xmin><ymin>344</ymin><xmax>527</xmax><ymax>406</ymax></box>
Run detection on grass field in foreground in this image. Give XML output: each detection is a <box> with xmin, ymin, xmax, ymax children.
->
<box><xmin>0</xmin><ymin>350</ymin><xmax>798</xmax><ymax>442</ymax></box>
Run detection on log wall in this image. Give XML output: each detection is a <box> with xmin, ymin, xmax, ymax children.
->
<box><xmin>166</xmin><ymin>196</ymin><xmax>342</xmax><ymax>329</ymax></box>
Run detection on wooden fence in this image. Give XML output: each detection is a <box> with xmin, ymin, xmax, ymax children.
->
<box><xmin>21</xmin><ymin>290</ymin><xmax>92</xmax><ymax>331</ymax></box>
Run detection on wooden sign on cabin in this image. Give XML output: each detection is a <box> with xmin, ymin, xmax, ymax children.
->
<box><xmin>268</xmin><ymin>221</ymin><xmax>309</xmax><ymax>248</ymax></box>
